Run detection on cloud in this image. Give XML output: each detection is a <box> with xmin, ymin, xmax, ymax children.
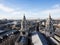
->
<box><xmin>29</xmin><ymin>4</ymin><xmax>60</xmax><ymax>19</ymax></box>
<box><xmin>40</xmin><ymin>4</ymin><xmax>60</xmax><ymax>15</ymax></box>
<box><xmin>52</xmin><ymin>4</ymin><xmax>60</xmax><ymax>8</ymax></box>
<box><xmin>0</xmin><ymin>4</ymin><xmax>14</xmax><ymax>13</ymax></box>
<box><xmin>0</xmin><ymin>3</ymin><xmax>60</xmax><ymax>19</ymax></box>
<box><xmin>0</xmin><ymin>14</ymin><xmax>8</xmax><ymax>19</ymax></box>
<box><xmin>0</xmin><ymin>3</ymin><xmax>31</xmax><ymax>19</ymax></box>
<box><xmin>12</xmin><ymin>11</ymin><xmax>25</xmax><ymax>15</ymax></box>
<box><xmin>0</xmin><ymin>4</ymin><xmax>28</xmax><ymax>15</ymax></box>
<box><xmin>41</xmin><ymin>8</ymin><xmax>60</xmax><ymax>15</ymax></box>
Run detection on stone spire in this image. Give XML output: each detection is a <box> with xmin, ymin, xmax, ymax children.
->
<box><xmin>45</xmin><ymin>13</ymin><xmax>54</xmax><ymax>37</ymax></box>
<box><xmin>20</xmin><ymin>14</ymin><xmax>28</xmax><ymax>36</ymax></box>
<box><xmin>47</xmin><ymin>13</ymin><xmax>52</xmax><ymax>25</ymax></box>
<box><xmin>23</xmin><ymin>14</ymin><xmax>26</xmax><ymax>22</ymax></box>
<box><xmin>21</xmin><ymin>14</ymin><xmax>27</xmax><ymax>31</ymax></box>
<box><xmin>49</xmin><ymin>13</ymin><xmax>51</xmax><ymax>19</ymax></box>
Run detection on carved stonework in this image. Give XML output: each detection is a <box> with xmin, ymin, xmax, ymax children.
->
<box><xmin>21</xmin><ymin>14</ymin><xmax>27</xmax><ymax>31</ymax></box>
<box><xmin>46</xmin><ymin>14</ymin><xmax>54</xmax><ymax>37</ymax></box>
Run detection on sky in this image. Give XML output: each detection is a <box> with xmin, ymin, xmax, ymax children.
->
<box><xmin>0</xmin><ymin>0</ymin><xmax>60</xmax><ymax>19</ymax></box>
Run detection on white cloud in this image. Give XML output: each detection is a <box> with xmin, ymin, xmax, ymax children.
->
<box><xmin>0</xmin><ymin>14</ymin><xmax>8</xmax><ymax>19</ymax></box>
<box><xmin>0</xmin><ymin>4</ymin><xmax>28</xmax><ymax>15</ymax></box>
<box><xmin>0</xmin><ymin>3</ymin><xmax>60</xmax><ymax>19</ymax></box>
<box><xmin>41</xmin><ymin>8</ymin><xmax>60</xmax><ymax>15</ymax></box>
<box><xmin>0</xmin><ymin>4</ymin><xmax>14</xmax><ymax>13</ymax></box>
<box><xmin>52</xmin><ymin>4</ymin><xmax>60</xmax><ymax>8</ymax></box>
<box><xmin>40</xmin><ymin>4</ymin><xmax>60</xmax><ymax>15</ymax></box>
<box><xmin>29</xmin><ymin>4</ymin><xmax>60</xmax><ymax>19</ymax></box>
<box><xmin>12</xmin><ymin>11</ymin><xmax>25</xmax><ymax>15</ymax></box>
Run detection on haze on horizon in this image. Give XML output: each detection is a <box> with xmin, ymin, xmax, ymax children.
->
<box><xmin>0</xmin><ymin>0</ymin><xmax>60</xmax><ymax>19</ymax></box>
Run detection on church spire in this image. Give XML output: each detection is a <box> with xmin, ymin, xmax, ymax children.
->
<box><xmin>23</xmin><ymin>14</ymin><xmax>26</xmax><ymax>21</ymax></box>
<box><xmin>21</xmin><ymin>14</ymin><xmax>27</xmax><ymax>30</ymax></box>
<box><xmin>22</xmin><ymin>14</ymin><xmax>26</xmax><ymax>22</ymax></box>
<box><xmin>45</xmin><ymin>13</ymin><xmax>54</xmax><ymax>37</ymax></box>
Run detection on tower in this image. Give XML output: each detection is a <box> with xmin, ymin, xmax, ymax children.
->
<box><xmin>20</xmin><ymin>14</ymin><xmax>29</xmax><ymax>36</ymax></box>
<box><xmin>45</xmin><ymin>13</ymin><xmax>54</xmax><ymax>37</ymax></box>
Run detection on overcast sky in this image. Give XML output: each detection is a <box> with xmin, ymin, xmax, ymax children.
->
<box><xmin>0</xmin><ymin>0</ymin><xmax>60</xmax><ymax>19</ymax></box>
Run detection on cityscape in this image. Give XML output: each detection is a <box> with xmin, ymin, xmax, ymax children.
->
<box><xmin>0</xmin><ymin>0</ymin><xmax>60</xmax><ymax>45</ymax></box>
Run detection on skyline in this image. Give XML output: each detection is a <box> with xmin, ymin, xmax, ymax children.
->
<box><xmin>0</xmin><ymin>0</ymin><xmax>60</xmax><ymax>19</ymax></box>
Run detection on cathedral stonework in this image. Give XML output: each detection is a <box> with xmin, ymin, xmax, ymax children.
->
<box><xmin>45</xmin><ymin>14</ymin><xmax>54</xmax><ymax>37</ymax></box>
<box><xmin>21</xmin><ymin>14</ymin><xmax>27</xmax><ymax>31</ymax></box>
